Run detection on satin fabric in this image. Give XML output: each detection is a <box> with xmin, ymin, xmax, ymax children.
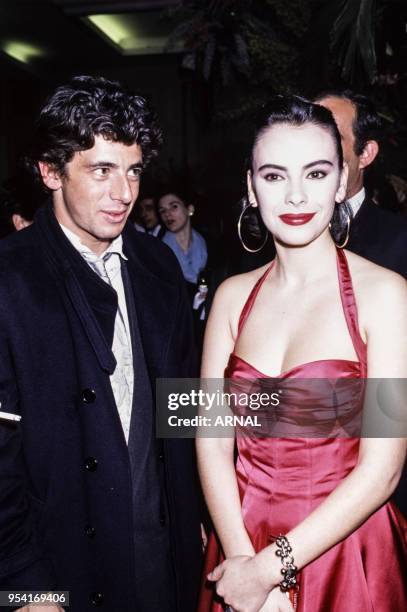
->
<box><xmin>198</xmin><ymin>249</ymin><xmax>407</xmax><ymax>611</ymax></box>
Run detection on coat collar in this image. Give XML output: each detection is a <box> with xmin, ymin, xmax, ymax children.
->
<box><xmin>35</xmin><ymin>202</ymin><xmax>177</xmax><ymax>378</ymax></box>
<box><xmin>348</xmin><ymin>195</ymin><xmax>378</xmax><ymax>251</ymax></box>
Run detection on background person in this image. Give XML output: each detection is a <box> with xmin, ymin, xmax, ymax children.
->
<box><xmin>134</xmin><ymin>193</ymin><xmax>165</xmax><ymax>237</ymax></box>
<box><xmin>0</xmin><ymin>173</ymin><xmax>45</xmax><ymax>237</ymax></box>
<box><xmin>158</xmin><ymin>188</ymin><xmax>208</xmax><ymax>291</ymax></box>
<box><xmin>314</xmin><ymin>89</ymin><xmax>407</xmax><ymax>277</ymax></box>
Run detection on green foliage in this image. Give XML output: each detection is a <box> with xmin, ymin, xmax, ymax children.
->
<box><xmin>165</xmin><ymin>0</ymin><xmax>399</xmax><ymax>122</ymax></box>
<box><xmin>263</xmin><ymin>0</ymin><xmax>310</xmax><ymax>38</ymax></box>
<box><xmin>330</xmin><ymin>0</ymin><xmax>377</xmax><ymax>82</ymax></box>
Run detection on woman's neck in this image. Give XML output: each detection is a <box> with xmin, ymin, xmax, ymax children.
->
<box><xmin>273</xmin><ymin>230</ymin><xmax>338</xmax><ymax>287</ymax></box>
<box><xmin>175</xmin><ymin>224</ymin><xmax>192</xmax><ymax>253</ymax></box>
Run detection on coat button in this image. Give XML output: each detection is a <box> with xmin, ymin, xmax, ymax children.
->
<box><xmin>82</xmin><ymin>388</ymin><xmax>96</xmax><ymax>403</ymax></box>
<box><xmin>85</xmin><ymin>525</ymin><xmax>96</xmax><ymax>538</ymax></box>
<box><xmin>85</xmin><ymin>457</ymin><xmax>98</xmax><ymax>472</ymax></box>
<box><xmin>159</xmin><ymin>514</ymin><xmax>166</xmax><ymax>526</ymax></box>
<box><xmin>90</xmin><ymin>592</ymin><xmax>104</xmax><ymax>606</ymax></box>
<box><xmin>159</xmin><ymin>452</ymin><xmax>164</xmax><ymax>462</ymax></box>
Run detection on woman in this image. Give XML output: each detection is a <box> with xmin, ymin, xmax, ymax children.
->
<box><xmin>158</xmin><ymin>189</ymin><xmax>208</xmax><ymax>287</ymax></box>
<box><xmin>197</xmin><ymin>96</ymin><xmax>407</xmax><ymax>611</ymax></box>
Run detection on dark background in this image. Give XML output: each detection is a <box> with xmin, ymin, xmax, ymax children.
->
<box><xmin>1</xmin><ymin>0</ymin><xmax>406</xmax><ymax>231</ymax></box>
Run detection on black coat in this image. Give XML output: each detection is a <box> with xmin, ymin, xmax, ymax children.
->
<box><xmin>0</xmin><ymin>203</ymin><xmax>202</xmax><ymax>611</ymax></box>
<box><xmin>347</xmin><ymin>197</ymin><xmax>407</xmax><ymax>278</ymax></box>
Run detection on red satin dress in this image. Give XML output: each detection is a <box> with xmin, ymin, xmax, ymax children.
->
<box><xmin>199</xmin><ymin>248</ymin><xmax>407</xmax><ymax>612</ymax></box>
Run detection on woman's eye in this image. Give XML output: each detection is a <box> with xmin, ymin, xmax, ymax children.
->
<box><xmin>308</xmin><ymin>170</ymin><xmax>326</xmax><ymax>179</ymax></box>
<box><xmin>264</xmin><ymin>173</ymin><xmax>283</xmax><ymax>182</ymax></box>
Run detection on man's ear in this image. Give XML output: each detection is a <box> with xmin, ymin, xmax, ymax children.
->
<box><xmin>187</xmin><ymin>204</ymin><xmax>195</xmax><ymax>217</ymax></box>
<box><xmin>359</xmin><ymin>140</ymin><xmax>379</xmax><ymax>170</ymax></box>
<box><xmin>12</xmin><ymin>214</ymin><xmax>32</xmax><ymax>231</ymax></box>
<box><xmin>38</xmin><ymin>161</ymin><xmax>63</xmax><ymax>191</ymax></box>
<box><xmin>247</xmin><ymin>171</ymin><xmax>258</xmax><ymax>207</ymax></box>
<box><xmin>335</xmin><ymin>163</ymin><xmax>349</xmax><ymax>203</ymax></box>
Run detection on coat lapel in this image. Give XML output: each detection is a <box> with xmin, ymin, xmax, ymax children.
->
<box><xmin>121</xmin><ymin>233</ymin><xmax>178</xmax><ymax>382</ymax></box>
<box><xmin>348</xmin><ymin>197</ymin><xmax>377</xmax><ymax>255</ymax></box>
<box><xmin>36</xmin><ymin>203</ymin><xmax>117</xmax><ymax>374</ymax></box>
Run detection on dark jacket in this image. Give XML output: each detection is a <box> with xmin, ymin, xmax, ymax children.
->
<box><xmin>347</xmin><ymin>197</ymin><xmax>407</xmax><ymax>278</ymax></box>
<box><xmin>0</xmin><ymin>203</ymin><xmax>202</xmax><ymax>611</ymax></box>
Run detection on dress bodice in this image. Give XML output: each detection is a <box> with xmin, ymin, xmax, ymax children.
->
<box><xmin>226</xmin><ymin>247</ymin><xmax>367</xmax><ymax>380</ymax></box>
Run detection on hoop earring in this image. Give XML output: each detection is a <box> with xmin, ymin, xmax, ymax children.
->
<box><xmin>237</xmin><ymin>202</ymin><xmax>269</xmax><ymax>253</ymax></box>
<box><xmin>329</xmin><ymin>209</ymin><xmax>351</xmax><ymax>248</ymax></box>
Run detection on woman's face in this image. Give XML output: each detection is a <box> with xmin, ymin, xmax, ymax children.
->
<box><xmin>248</xmin><ymin>122</ymin><xmax>347</xmax><ymax>247</ymax></box>
<box><xmin>158</xmin><ymin>193</ymin><xmax>192</xmax><ymax>233</ymax></box>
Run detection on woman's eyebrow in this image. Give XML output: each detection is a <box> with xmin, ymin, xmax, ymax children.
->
<box><xmin>303</xmin><ymin>160</ymin><xmax>334</xmax><ymax>169</ymax></box>
<box><xmin>258</xmin><ymin>163</ymin><xmax>286</xmax><ymax>172</ymax></box>
<box><xmin>258</xmin><ymin>160</ymin><xmax>334</xmax><ymax>172</ymax></box>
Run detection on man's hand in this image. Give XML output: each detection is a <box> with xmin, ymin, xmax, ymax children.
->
<box><xmin>201</xmin><ymin>522</ymin><xmax>208</xmax><ymax>552</ymax></box>
<box><xmin>207</xmin><ymin>555</ymin><xmax>271</xmax><ymax>612</ymax></box>
<box><xmin>17</xmin><ymin>606</ymin><xmax>64</xmax><ymax>612</ymax></box>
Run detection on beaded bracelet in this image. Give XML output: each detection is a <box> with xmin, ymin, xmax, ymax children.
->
<box><xmin>275</xmin><ymin>535</ymin><xmax>298</xmax><ymax>591</ymax></box>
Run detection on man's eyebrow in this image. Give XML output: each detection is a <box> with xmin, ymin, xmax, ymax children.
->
<box><xmin>258</xmin><ymin>160</ymin><xmax>334</xmax><ymax>172</ymax></box>
<box><xmin>85</xmin><ymin>161</ymin><xmax>143</xmax><ymax>169</ymax></box>
<box><xmin>85</xmin><ymin>161</ymin><xmax>118</xmax><ymax>168</ymax></box>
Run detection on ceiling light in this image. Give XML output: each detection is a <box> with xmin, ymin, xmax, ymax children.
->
<box><xmin>2</xmin><ymin>41</ymin><xmax>45</xmax><ymax>64</ymax></box>
<box><xmin>84</xmin><ymin>12</ymin><xmax>181</xmax><ymax>55</ymax></box>
<box><xmin>86</xmin><ymin>14</ymin><xmax>133</xmax><ymax>48</ymax></box>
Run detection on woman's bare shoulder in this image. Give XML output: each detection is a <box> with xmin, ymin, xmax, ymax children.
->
<box><xmin>345</xmin><ymin>249</ymin><xmax>406</xmax><ymax>288</ymax></box>
<box><xmin>344</xmin><ymin>249</ymin><xmax>407</xmax><ymax>318</ymax></box>
<box><xmin>214</xmin><ymin>262</ymin><xmax>272</xmax><ymax>305</ymax></box>
<box><xmin>209</xmin><ymin>262</ymin><xmax>273</xmax><ymax>340</ymax></box>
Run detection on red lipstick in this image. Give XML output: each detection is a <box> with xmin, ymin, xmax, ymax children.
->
<box><xmin>279</xmin><ymin>213</ymin><xmax>316</xmax><ymax>226</ymax></box>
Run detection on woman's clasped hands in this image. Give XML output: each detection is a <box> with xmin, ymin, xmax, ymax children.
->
<box><xmin>207</xmin><ymin>555</ymin><xmax>294</xmax><ymax>612</ymax></box>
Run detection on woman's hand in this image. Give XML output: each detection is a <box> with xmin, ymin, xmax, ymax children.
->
<box><xmin>208</xmin><ymin>555</ymin><xmax>272</xmax><ymax>611</ymax></box>
<box><xmin>259</xmin><ymin>589</ymin><xmax>294</xmax><ymax>612</ymax></box>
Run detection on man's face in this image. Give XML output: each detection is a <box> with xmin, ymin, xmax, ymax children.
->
<box><xmin>138</xmin><ymin>197</ymin><xmax>159</xmax><ymax>230</ymax></box>
<box><xmin>317</xmin><ymin>96</ymin><xmax>362</xmax><ymax>198</ymax></box>
<box><xmin>48</xmin><ymin>135</ymin><xmax>143</xmax><ymax>255</ymax></box>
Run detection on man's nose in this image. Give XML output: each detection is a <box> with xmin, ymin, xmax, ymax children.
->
<box><xmin>111</xmin><ymin>175</ymin><xmax>133</xmax><ymax>204</ymax></box>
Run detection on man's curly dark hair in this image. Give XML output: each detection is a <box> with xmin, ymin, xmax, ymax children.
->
<box><xmin>28</xmin><ymin>75</ymin><xmax>162</xmax><ymax>181</ymax></box>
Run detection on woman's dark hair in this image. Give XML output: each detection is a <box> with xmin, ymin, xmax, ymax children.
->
<box><xmin>27</xmin><ymin>75</ymin><xmax>162</xmax><ymax>181</ymax></box>
<box><xmin>249</xmin><ymin>94</ymin><xmax>343</xmax><ymax>171</ymax></box>
<box><xmin>157</xmin><ymin>186</ymin><xmax>190</xmax><ymax>208</ymax></box>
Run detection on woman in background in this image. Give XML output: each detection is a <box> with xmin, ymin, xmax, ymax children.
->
<box><xmin>158</xmin><ymin>189</ymin><xmax>208</xmax><ymax>289</ymax></box>
<box><xmin>197</xmin><ymin>96</ymin><xmax>407</xmax><ymax>611</ymax></box>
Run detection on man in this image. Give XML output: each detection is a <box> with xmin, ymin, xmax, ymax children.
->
<box><xmin>0</xmin><ymin>76</ymin><xmax>202</xmax><ymax>612</ymax></box>
<box><xmin>315</xmin><ymin>90</ymin><xmax>407</xmax><ymax>516</ymax></box>
<box><xmin>134</xmin><ymin>195</ymin><xmax>165</xmax><ymax>238</ymax></box>
<box><xmin>315</xmin><ymin>89</ymin><xmax>407</xmax><ymax>276</ymax></box>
